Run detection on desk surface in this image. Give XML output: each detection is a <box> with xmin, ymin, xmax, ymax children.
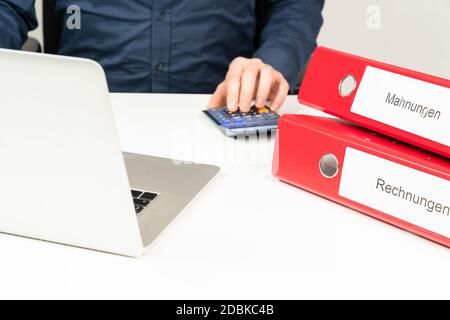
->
<box><xmin>1</xmin><ymin>94</ymin><xmax>449</xmax><ymax>299</ymax></box>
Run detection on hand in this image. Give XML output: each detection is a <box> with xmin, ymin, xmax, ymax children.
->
<box><xmin>208</xmin><ymin>57</ymin><xmax>290</xmax><ymax>112</ymax></box>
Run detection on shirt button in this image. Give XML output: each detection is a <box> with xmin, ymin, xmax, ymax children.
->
<box><xmin>156</xmin><ymin>63</ymin><xmax>166</xmax><ymax>72</ymax></box>
<box><xmin>158</xmin><ymin>10</ymin><xmax>166</xmax><ymax>21</ymax></box>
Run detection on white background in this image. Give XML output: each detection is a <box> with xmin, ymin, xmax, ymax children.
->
<box><xmin>29</xmin><ymin>0</ymin><xmax>450</xmax><ymax>78</ymax></box>
<box><xmin>11</xmin><ymin>1</ymin><xmax>450</xmax><ymax>300</ymax></box>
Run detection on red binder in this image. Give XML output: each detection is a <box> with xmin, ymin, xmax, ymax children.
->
<box><xmin>298</xmin><ymin>47</ymin><xmax>450</xmax><ymax>158</ymax></box>
<box><xmin>272</xmin><ymin>115</ymin><xmax>450</xmax><ymax>247</ymax></box>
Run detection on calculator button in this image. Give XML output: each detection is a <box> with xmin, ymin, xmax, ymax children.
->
<box><xmin>231</xmin><ymin>121</ymin><xmax>244</xmax><ymax>127</ymax></box>
<box><xmin>244</xmin><ymin>120</ymin><xmax>258</xmax><ymax>126</ymax></box>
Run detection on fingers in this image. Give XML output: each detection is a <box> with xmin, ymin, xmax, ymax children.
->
<box><xmin>219</xmin><ymin>57</ymin><xmax>290</xmax><ymax>113</ymax></box>
<box><xmin>255</xmin><ymin>65</ymin><xmax>274</xmax><ymax>107</ymax></box>
<box><xmin>226</xmin><ymin>74</ymin><xmax>241</xmax><ymax>112</ymax></box>
<box><xmin>208</xmin><ymin>82</ymin><xmax>227</xmax><ymax>109</ymax></box>
<box><xmin>269</xmin><ymin>74</ymin><xmax>290</xmax><ymax>111</ymax></box>
<box><xmin>238</xmin><ymin>59</ymin><xmax>263</xmax><ymax>112</ymax></box>
<box><xmin>226</xmin><ymin>58</ymin><xmax>247</xmax><ymax>112</ymax></box>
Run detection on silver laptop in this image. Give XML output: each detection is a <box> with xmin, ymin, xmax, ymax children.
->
<box><xmin>0</xmin><ymin>49</ymin><xmax>220</xmax><ymax>257</ymax></box>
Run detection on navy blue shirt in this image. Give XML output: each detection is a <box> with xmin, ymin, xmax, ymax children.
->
<box><xmin>0</xmin><ymin>0</ymin><xmax>324</xmax><ymax>93</ymax></box>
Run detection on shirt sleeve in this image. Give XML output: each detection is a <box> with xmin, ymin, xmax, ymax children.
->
<box><xmin>0</xmin><ymin>0</ymin><xmax>38</xmax><ymax>49</ymax></box>
<box><xmin>253</xmin><ymin>0</ymin><xmax>324</xmax><ymax>90</ymax></box>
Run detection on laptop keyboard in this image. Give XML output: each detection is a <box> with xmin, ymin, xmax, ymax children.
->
<box><xmin>131</xmin><ymin>189</ymin><xmax>159</xmax><ymax>215</ymax></box>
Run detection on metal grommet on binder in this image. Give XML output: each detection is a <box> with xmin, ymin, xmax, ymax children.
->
<box><xmin>339</xmin><ymin>74</ymin><xmax>357</xmax><ymax>97</ymax></box>
<box><xmin>319</xmin><ymin>153</ymin><xmax>339</xmax><ymax>179</ymax></box>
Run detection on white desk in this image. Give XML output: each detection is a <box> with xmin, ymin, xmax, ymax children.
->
<box><xmin>1</xmin><ymin>94</ymin><xmax>449</xmax><ymax>299</ymax></box>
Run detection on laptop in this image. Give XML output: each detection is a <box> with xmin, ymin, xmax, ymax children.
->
<box><xmin>0</xmin><ymin>49</ymin><xmax>220</xmax><ymax>257</ymax></box>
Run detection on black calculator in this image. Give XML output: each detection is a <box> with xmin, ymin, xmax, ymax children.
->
<box><xmin>203</xmin><ymin>106</ymin><xmax>279</xmax><ymax>137</ymax></box>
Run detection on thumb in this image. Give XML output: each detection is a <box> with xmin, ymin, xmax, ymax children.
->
<box><xmin>208</xmin><ymin>82</ymin><xmax>227</xmax><ymax>109</ymax></box>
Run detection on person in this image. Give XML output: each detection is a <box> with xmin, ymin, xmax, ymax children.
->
<box><xmin>0</xmin><ymin>0</ymin><xmax>324</xmax><ymax>112</ymax></box>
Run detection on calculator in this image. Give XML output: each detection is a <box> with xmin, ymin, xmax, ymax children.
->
<box><xmin>203</xmin><ymin>106</ymin><xmax>279</xmax><ymax>137</ymax></box>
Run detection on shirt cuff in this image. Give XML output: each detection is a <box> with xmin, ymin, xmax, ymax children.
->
<box><xmin>253</xmin><ymin>46</ymin><xmax>304</xmax><ymax>92</ymax></box>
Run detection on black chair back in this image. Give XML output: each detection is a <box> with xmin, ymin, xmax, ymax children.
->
<box><xmin>43</xmin><ymin>0</ymin><xmax>61</xmax><ymax>54</ymax></box>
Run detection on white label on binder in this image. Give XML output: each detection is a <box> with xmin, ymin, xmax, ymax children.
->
<box><xmin>339</xmin><ymin>147</ymin><xmax>450</xmax><ymax>238</ymax></box>
<box><xmin>351</xmin><ymin>66</ymin><xmax>449</xmax><ymax>147</ymax></box>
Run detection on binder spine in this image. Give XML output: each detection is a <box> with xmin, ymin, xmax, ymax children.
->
<box><xmin>273</xmin><ymin>115</ymin><xmax>450</xmax><ymax>248</ymax></box>
<box><xmin>298</xmin><ymin>47</ymin><xmax>450</xmax><ymax>158</ymax></box>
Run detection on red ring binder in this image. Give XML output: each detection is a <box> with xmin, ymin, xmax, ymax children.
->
<box><xmin>298</xmin><ymin>47</ymin><xmax>450</xmax><ymax>158</ymax></box>
<box><xmin>273</xmin><ymin>115</ymin><xmax>450</xmax><ymax>247</ymax></box>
